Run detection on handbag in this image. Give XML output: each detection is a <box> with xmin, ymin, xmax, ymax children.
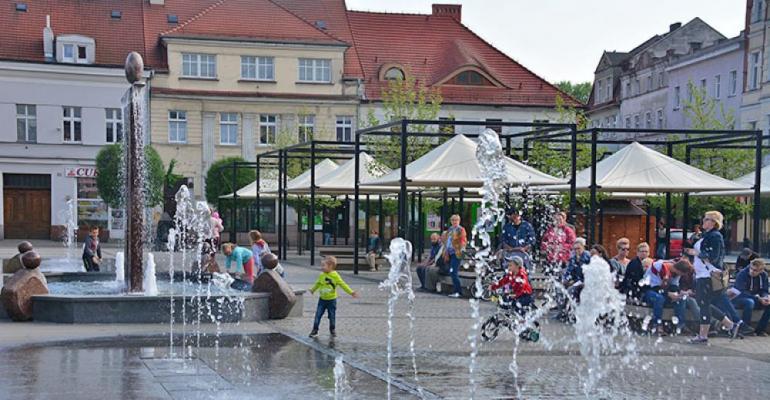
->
<box><xmin>709</xmin><ymin>268</ymin><xmax>728</xmax><ymax>292</ymax></box>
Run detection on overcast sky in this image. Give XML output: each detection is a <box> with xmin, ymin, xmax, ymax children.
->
<box><xmin>346</xmin><ymin>0</ymin><xmax>745</xmax><ymax>84</ymax></box>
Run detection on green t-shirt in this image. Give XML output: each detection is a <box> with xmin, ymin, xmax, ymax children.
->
<box><xmin>310</xmin><ymin>271</ymin><xmax>354</xmax><ymax>300</ymax></box>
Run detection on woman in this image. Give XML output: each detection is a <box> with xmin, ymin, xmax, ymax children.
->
<box><xmin>590</xmin><ymin>244</ymin><xmax>611</xmax><ymax>264</ymax></box>
<box><xmin>540</xmin><ymin>211</ymin><xmax>576</xmax><ymax>275</ymax></box>
<box><xmin>687</xmin><ymin>211</ymin><xmax>744</xmax><ymax>344</ymax></box>
<box><xmin>609</xmin><ymin>237</ymin><xmax>631</xmax><ymax>277</ymax></box>
<box><xmin>366</xmin><ymin>229</ymin><xmax>381</xmax><ymax>272</ymax></box>
<box><xmin>249</xmin><ymin>230</ymin><xmax>271</xmax><ymax>275</ymax></box>
<box><xmin>442</xmin><ymin>214</ymin><xmax>467</xmax><ymax>298</ymax></box>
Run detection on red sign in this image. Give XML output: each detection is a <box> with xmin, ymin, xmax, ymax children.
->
<box><xmin>65</xmin><ymin>167</ymin><xmax>98</xmax><ymax>178</ymax></box>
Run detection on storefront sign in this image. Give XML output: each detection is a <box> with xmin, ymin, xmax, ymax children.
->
<box><xmin>65</xmin><ymin>167</ymin><xmax>98</xmax><ymax>178</ymax></box>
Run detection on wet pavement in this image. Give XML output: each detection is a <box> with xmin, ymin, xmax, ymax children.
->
<box><xmin>0</xmin><ymin>333</ymin><xmax>414</xmax><ymax>400</ymax></box>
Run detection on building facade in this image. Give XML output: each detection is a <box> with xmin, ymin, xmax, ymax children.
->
<box><xmin>741</xmin><ymin>0</ymin><xmax>770</xmax><ymax>131</ymax></box>
<box><xmin>587</xmin><ymin>18</ymin><xmax>727</xmax><ymax>133</ymax></box>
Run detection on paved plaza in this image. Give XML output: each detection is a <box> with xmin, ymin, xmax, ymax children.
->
<box><xmin>2</xmin><ymin>246</ymin><xmax>770</xmax><ymax>399</ymax></box>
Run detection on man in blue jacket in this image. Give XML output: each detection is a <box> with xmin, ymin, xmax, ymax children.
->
<box><xmin>731</xmin><ymin>258</ymin><xmax>770</xmax><ymax>336</ymax></box>
<box><xmin>500</xmin><ymin>208</ymin><xmax>535</xmax><ymax>267</ymax></box>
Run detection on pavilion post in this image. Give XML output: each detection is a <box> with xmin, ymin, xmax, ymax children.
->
<box><xmin>569</xmin><ymin>125</ymin><xmax>578</xmax><ymax>225</ymax></box>
<box><xmin>399</xmin><ymin>119</ymin><xmax>408</xmax><ymax>238</ymax></box>
<box><xmin>665</xmin><ymin>143</ymin><xmax>673</xmax><ymax>259</ymax></box>
<box><xmin>410</xmin><ymin>192</ymin><xmax>416</xmax><ymax>261</ymax></box>
<box><xmin>418</xmin><ymin>192</ymin><xmax>424</xmax><ymax>262</ymax></box>
<box><xmin>282</xmin><ymin>151</ymin><xmax>288</xmax><ymax>259</ymax></box>
<box><xmin>365</xmin><ymin>194</ymin><xmax>371</xmax><ymax>249</ymax></box>
<box><xmin>310</xmin><ymin>142</ymin><xmax>316</xmax><ymax>266</ymax></box>
<box><xmin>754</xmin><ymin>130</ymin><xmax>763</xmax><ymax>253</ymax></box>
<box><xmin>459</xmin><ymin>188</ymin><xmax>464</xmax><ymax>221</ymax></box>
<box><xmin>255</xmin><ymin>156</ymin><xmax>261</xmax><ymax>230</ymax></box>
<box><xmin>588</xmin><ymin>129</ymin><xmax>597</xmax><ymax>244</ymax></box>
<box><xmin>378</xmin><ymin>195</ymin><xmax>384</xmax><ymax>247</ymax></box>
<box><xmin>276</xmin><ymin>153</ymin><xmax>283</xmax><ymax>259</ymax></box>
<box><xmin>353</xmin><ymin>134</ymin><xmax>360</xmax><ymax>274</ymax></box>
<box><xmin>645</xmin><ymin>205</ymin><xmax>651</xmax><ymax>244</ymax></box>
<box><xmin>231</xmin><ymin>161</ymin><xmax>238</xmax><ymax>244</ymax></box>
<box><xmin>683</xmin><ymin>147</ymin><xmax>691</xmax><ymax>249</ymax></box>
<box><xmin>441</xmin><ymin>188</ymin><xmax>448</xmax><ymax>229</ymax></box>
<box><xmin>345</xmin><ymin>195</ymin><xmax>350</xmax><ymax>246</ymax></box>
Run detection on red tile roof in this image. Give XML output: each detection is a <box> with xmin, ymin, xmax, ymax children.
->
<box><xmin>0</xmin><ymin>0</ymin><xmax>146</xmax><ymax>66</ymax></box>
<box><xmin>346</xmin><ymin>10</ymin><xmax>582</xmax><ymax>107</ymax></box>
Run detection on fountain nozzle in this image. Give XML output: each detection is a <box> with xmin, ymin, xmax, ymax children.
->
<box><xmin>125</xmin><ymin>51</ymin><xmax>145</xmax><ymax>85</ymax></box>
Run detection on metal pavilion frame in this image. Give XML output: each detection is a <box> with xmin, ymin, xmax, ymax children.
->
<box><xmin>526</xmin><ymin>127</ymin><xmax>764</xmax><ymax>257</ymax></box>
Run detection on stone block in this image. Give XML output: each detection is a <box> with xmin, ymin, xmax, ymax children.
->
<box><xmin>1</xmin><ymin>268</ymin><xmax>49</xmax><ymax>321</ymax></box>
<box><xmin>3</xmin><ymin>254</ymin><xmax>24</xmax><ymax>274</ymax></box>
<box><xmin>252</xmin><ymin>269</ymin><xmax>296</xmax><ymax>319</ymax></box>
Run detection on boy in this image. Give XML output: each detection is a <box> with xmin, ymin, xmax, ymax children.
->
<box><xmin>82</xmin><ymin>226</ymin><xmax>102</xmax><ymax>272</ymax></box>
<box><xmin>490</xmin><ymin>256</ymin><xmax>534</xmax><ymax>315</ymax></box>
<box><xmin>222</xmin><ymin>242</ymin><xmax>254</xmax><ymax>290</ymax></box>
<box><xmin>731</xmin><ymin>258</ymin><xmax>770</xmax><ymax>336</ymax></box>
<box><xmin>309</xmin><ymin>256</ymin><xmax>359</xmax><ymax>337</ymax></box>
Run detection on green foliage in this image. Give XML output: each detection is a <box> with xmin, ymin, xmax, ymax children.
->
<box><xmin>164</xmin><ymin>159</ymin><xmax>184</xmax><ymax>188</ymax></box>
<box><xmin>554</xmin><ymin>81</ymin><xmax>591</xmax><ymax>104</ymax></box>
<box><xmin>95</xmin><ymin>144</ymin><xmax>165</xmax><ymax>209</ymax></box>
<box><xmin>647</xmin><ymin>80</ymin><xmax>748</xmax><ymax>224</ymax></box>
<box><xmin>364</xmin><ymin>75</ymin><xmax>443</xmax><ymax>171</ymax></box>
<box><xmin>205</xmin><ymin>156</ymin><xmax>256</xmax><ymax>204</ymax></box>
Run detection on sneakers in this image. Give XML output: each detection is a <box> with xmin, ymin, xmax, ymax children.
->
<box><xmin>729</xmin><ymin>321</ymin><xmax>744</xmax><ymax>340</ymax></box>
<box><xmin>756</xmin><ymin>331</ymin><xmax>768</xmax><ymax>337</ymax></box>
<box><xmin>309</xmin><ymin>329</ymin><xmax>318</xmax><ymax>338</ymax></box>
<box><xmin>447</xmin><ymin>293</ymin><xmax>461</xmax><ymax>298</ymax></box>
<box><xmin>739</xmin><ymin>323</ymin><xmax>755</xmax><ymax>336</ymax></box>
<box><xmin>688</xmin><ymin>335</ymin><xmax>708</xmax><ymax>344</ymax></box>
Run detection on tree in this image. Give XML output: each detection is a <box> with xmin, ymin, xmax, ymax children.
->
<box><xmin>95</xmin><ymin>144</ymin><xmax>165</xmax><ymax>209</ymax></box>
<box><xmin>364</xmin><ymin>75</ymin><xmax>443</xmax><ymax>171</ymax></box>
<box><xmin>554</xmin><ymin>81</ymin><xmax>591</xmax><ymax>104</ymax></box>
<box><xmin>205</xmin><ymin>156</ymin><xmax>256</xmax><ymax>204</ymax></box>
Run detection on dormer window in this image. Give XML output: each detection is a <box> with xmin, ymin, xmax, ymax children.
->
<box><xmin>384</xmin><ymin>67</ymin><xmax>405</xmax><ymax>81</ymax></box>
<box><xmin>449</xmin><ymin>70</ymin><xmax>493</xmax><ymax>86</ymax></box>
<box><xmin>56</xmin><ymin>35</ymin><xmax>95</xmax><ymax>64</ymax></box>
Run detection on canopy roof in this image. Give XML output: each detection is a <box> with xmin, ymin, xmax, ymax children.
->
<box><xmin>284</xmin><ymin>158</ymin><xmax>339</xmax><ymax>192</ymax></box>
<box><xmin>288</xmin><ymin>152</ymin><xmax>399</xmax><ymax>194</ymax></box>
<box><xmin>364</xmin><ymin>134</ymin><xmax>564</xmax><ymax>188</ymax></box>
<box><xmin>544</xmin><ymin>142</ymin><xmax>751</xmax><ymax>193</ymax></box>
<box><xmin>693</xmin><ymin>164</ymin><xmax>769</xmax><ymax>197</ymax></box>
<box><xmin>219</xmin><ymin>171</ymin><xmax>278</xmax><ymax>199</ymax></box>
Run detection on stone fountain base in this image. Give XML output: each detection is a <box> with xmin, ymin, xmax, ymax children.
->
<box><xmin>30</xmin><ymin>290</ymin><xmax>304</xmax><ymax>324</ymax></box>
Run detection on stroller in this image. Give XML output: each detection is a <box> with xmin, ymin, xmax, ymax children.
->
<box><xmin>481</xmin><ymin>291</ymin><xmax>540</xmax><ymax>342</ymax></box>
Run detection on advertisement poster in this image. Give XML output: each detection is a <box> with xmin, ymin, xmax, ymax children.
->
<box><xmin>301</xmin><ymin>215</ymin><xmax>323</xmax><ymax>231</ymax></box>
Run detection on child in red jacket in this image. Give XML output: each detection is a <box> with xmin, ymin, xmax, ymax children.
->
<box><xmin>490</xmin><ymin>255</ymin><xmax>534</xmax><ymax>315</ymax></box>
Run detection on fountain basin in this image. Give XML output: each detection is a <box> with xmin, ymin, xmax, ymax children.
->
<box><xmin>30</xmin><ymin>290</ymin><xmax>304</xmax><ymax>324</ymax></box>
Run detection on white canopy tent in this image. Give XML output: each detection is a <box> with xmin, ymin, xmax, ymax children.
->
<box><xmin>288</xmin><ymin>152</ymin><xmax>400</xmax><ymax>195</ymax></box>
<box><xmin>364</xmin><ymin>134</ymin><xmax>564</xmax><ymax>188</ymax></box>
<box><xmin>540</xmin><ymin>142</ymin><xmax>751</xmax><ymax>193</ymax></box>
<box><xmin>693</xmin><ymin>164</ymin><xmax>769</xmax><ymax>197</ymax></box>
<box><xmin>219</xmin><ymin>171</ymin><xmax>278</xmax><ymax>199</ymax></box>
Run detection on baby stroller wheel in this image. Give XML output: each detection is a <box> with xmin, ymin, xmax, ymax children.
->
<box><xmin>481</xmin><ymin>316</ymin><xmax>500</xmax><ymax>342</ymax></box>
<box><xmin>528</xmin><ymin>329</ymin><xmax>540</xmax><ymax>342</ymax></box>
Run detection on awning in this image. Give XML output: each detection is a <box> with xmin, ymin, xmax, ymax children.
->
<box><xmin>288</xmin><ymin>152</ymin><xmax>400</xmax><ymax>195</ymax></box>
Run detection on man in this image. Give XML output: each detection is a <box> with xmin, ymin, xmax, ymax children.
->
<box><xmin>365</xmin><ymin>229</ymin><xmax>381</xmax><ymax>272</ymax></box>
<box><xmin>500</xmin><ymin>208</ymin><xmax>535</xmax><ymax>268</ymax></box>
<box><xmin>540</xmin><ymin>211</ymin><xmax>576</xmax><ymax>274</ymax></box>
<box><xmin>620</xmin><ymin>242</ymin><xmax>650</xmax><ymax>302</ymax></box>
<box><xmin>416</xmin><ymin>233</ymin><xmax>442</xmax><ymax>290</ymax></box>
<box><xmin>443</xmin><ymin>214</ymin><xmax>467</xmax><ymax>298</ymax></box>
<box><xmin>731</xmin><ymin>258</ymin><xmax>770</xmax><ymax>336</ymax></box>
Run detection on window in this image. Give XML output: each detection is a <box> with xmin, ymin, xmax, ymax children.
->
<box><xmin>606</xmin><ymin>78</ymin><xmax>612</xmax><ymax>100</ymax></box>
<box><xmin>220</xmin><ymin>113</ymin><xmax>238</xmax><ymax>145</ymax></box>
<box><xmin>439</xmin><ymin>116</ymin><xmax>455</xmax><ymax>134</ymax></box>
<box><xmin>168</xmin><ymin>110</ymin><xmax>187</xmax><ymax>143</ymax></box>
<box><xmin>105</xmin><ymin>108</ymin><xmax>123</xmax><ymax>143</ymax></box>
<box><xmin>750</xmin><ymin>51</ymin><xmax>761</xmax><ymax>90</ymax></box>
<box><xmin>729</xmin><ymin>70</ymin><xmax>737</xmax><ymax>96</ymax></box>
<box><xmin>753</xmin><ymin>0</ymin><xmax>764</xmax><ymax>23</ymax></box>
<box><xmin>16</xmin><ymin>105</ymin><xmax>36</xmax><ymax>143</ymax></box>
<box><xmin>62</xmin><ymin>106</ymin><xmax>82</xmax><ymax>142</ymax></box>
<box><xmin>62</xmin><ymin>44</ymin><xmax>75</xmax><ymax>62</ymax></box>
<box><xmin>625</xmin><ymin>117</ymin><xmax>631</xmax><ymax>128</ymax></box>
<box><xmin>645</xmin><ymin>112</ymin><xmax>652</xmax><ymax>128</ymax></box>
<box><xmin>673</xmin><ymin>86</ymin><xmax>681</xmax><ymax>109</ymax></box>
<box><xmin>657</xmin><ymin>72</ymin><xmax>664</xmax><ymax>88</ymax></box>
<box><xmin>633</xmin><ymin>114</ymin><xmax>640</xmax><ymax>129</ymax></box>
<box><xmin>241</xmin><ymin>56</ymin><xmax>274</xmax><ymax>81</ymax></box>
<box><xmin>634</xmin><ymin>79</ymin><xmax>640</xmax><ymax>95</ymax></box>
<box><xmin>625</xmin><ymin>81</ymin><xmax>631</xmax><ymax>98</ymax></box>
<box><xmin>298</xmin><ymin>114</ymin><xmax>314</xmax><ymax>143</ymax></box>
<box><xmin>687</xmin><ymin>85</ymin><xmax>693</xmax><ymax>103</ymax></box>
<box><xmin>384</xmin><ymin>67</ymin><xmax>405</xmax><ymax>81</ymax></box>
<box><xmin>182</xmin><ymin>53</ymin><xmax>216</xmax><ymax>78</ymax></box>
<box><xmin>657</xmin><ymin>109</ymin><xmax>664</xmax><ymax>129</ymax></box>
<box><xmin>298</xmin><ymin>58</ymin><xmax>331</xmax><ymax>83</ymax></box>
<box><xmin>259</xmin><ymin>114</ymin><xmax>277</xmax><ymax>145</ymax></box>
<box><xmin>646</xmin><ymin>76</ymin><xmax>652</xmax><ymax>92</ymax></box>
<box><xmin>450</xmin><ymin>70</ymin><xmax>493</xmax><ymax>86</ymax></box>
<box><xmin>77</xmin><ymin>177</ymin><xmax>109</xmax><ymax>229</ymax></box>
<box><xmin>485</xmin><ymin>118</ymin><xmax>503</xmax><ymax>134</ymax></box>
<box><xmin>77</xmin><ymin>45</ymin><xmax>87</xmax><ymax>61</ymax></box>
<box><xmin>335</xmin><ymin>116</ymin><xmax>353</xmax><ymax>142</ymax></box>
<box><xmin>700</xmin><ymin>78</ymin><xmax>707</xmax><ymax>89</ymax></box>
<box><xmin>714</xmin><ymin>75</ymin><xmax>721</xmax><ymax>99</ymax></box>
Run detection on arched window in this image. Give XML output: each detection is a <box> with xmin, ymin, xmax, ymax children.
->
<box><xmin>384</xmin><ymin>67</ymin><xmax>405</xmax><ymax>81</ymax></box>
<box><xmin>450</xmin><ymin>70</ymin><xmax>493</xmax><ymax>86</ymax></box>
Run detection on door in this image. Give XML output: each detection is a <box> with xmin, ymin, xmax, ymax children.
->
<box><xmin>4</xmin><ymin>189</ymin><xmax>51</xmax><ymax>239</ymax></box>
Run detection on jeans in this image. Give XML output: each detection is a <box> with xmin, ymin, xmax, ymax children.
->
<box><xmin>695</xmin><ymin>278</ymin><xmax>742</xmax><ymax>324</ymax></box>
<box><xmin>82</xmin><ymin>255</ymin><xmax>100</xmax><ymax>272</ymax></box>
<box><xmin>511</xmin><ymin>293</ymin><xmax>534</xmax><ymax>316</ymax></box>
<box><xmin>642</xmin><ymin>290</ymin><xmax>666</xmax><ymax>327</ymax></box>
<box><xmin>449</xmin><ymin>253</ymin><xmax>462</xmax><ymax>295</ymax></box>
<box><xmin>323</xmin><ymin>233</ymin><xmax>332</xmax><ymax>246</ymax></box>
<box><xmin>671</xmin><ymin>296</ymin><xmax>700</xmax><ymax>328</ymax></box>
<box><xmin>732</xmin><ymin>294</ymin><xmax>770</xmax><ymax>333</ymax></box>
<box><xmin>416</xmin><ymin>265</ymin><xmax>429</xmax><ymax>289</ymax></box>
<box><xmin>312</xmin><ymin>299</ymin><xmax>337</xmax><ymax>331</ymax></box>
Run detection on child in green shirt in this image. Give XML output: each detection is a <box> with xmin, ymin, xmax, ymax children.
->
<box><xmin>309</xmin><ymin>256</ymin><xmax>359</xmax><ymax>337</ymax></box>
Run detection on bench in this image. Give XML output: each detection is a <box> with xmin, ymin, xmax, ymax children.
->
<box><xmin>624</xmin><ymin>302</ymin><xmax>768</xmax><ymax>330</ymax></box>
<box><xmin>317</xmin><ymin>247</ymin><xmax>387</xmax><ymax>271</ymax></box>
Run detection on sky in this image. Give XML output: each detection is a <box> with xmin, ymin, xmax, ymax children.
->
<box><xmin>345</xmin><ymin>0</ymin><xmax>745</xmax><ymax>84</ymax></box>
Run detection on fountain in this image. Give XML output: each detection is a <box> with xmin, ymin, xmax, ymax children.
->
<box><xmin>25</xmin><ymin>52</ymin><xmax>303</xmax><ymax>324</ymax></box>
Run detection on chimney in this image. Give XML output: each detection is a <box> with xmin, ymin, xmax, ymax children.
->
<box><xmin>43</xmin><ymin>15</ymin><xmax>54</xmax><ymax>62</ymax></box>
<box><xmin>149</xmin><ymin>0</ymin><xmax>164</xmax><ymax>5</ymax></box>
<box><xmin>669</xmin><ymin>22</ymin><xmax>681</xmax><ymax>32</ymax></box>
<box><xmin>432</xmin><ymin>4</ymin><xmax>461</xmax><ymax>22</ymax></box>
